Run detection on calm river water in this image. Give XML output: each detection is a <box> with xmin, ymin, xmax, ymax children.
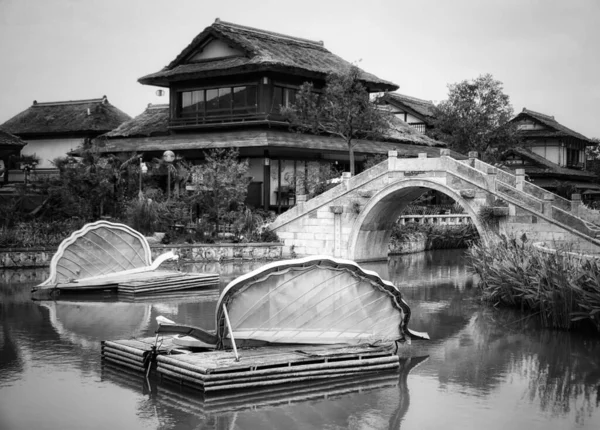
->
<box><xmin>1</xmin><ymin>250</ymin><xmax>599</xmax><ymax>429</ymax></box>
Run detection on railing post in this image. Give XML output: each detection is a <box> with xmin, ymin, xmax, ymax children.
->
<box><xmin>468</xmin><ymin>151</ymin><xmax>479</xmax><ymax>168</ymax></box>
<box><xmin>388</xmin><ymin>150</ymin><xmax>398</xmax><ymax>171</ymax></box>
<box><xmin>341</xmin><ymin>172</ymin><xmax>351</xmax><ymax>189</ymax></box>
<box><xmin>571</xmin><ymin>193</ymin><xmax>581</xmax><ymax>216</ymax></box>
<box><xmin>418</xmin><ymin>153</ymin><xmax>428</xmax><ymax>159</ymax></box>
<box><xmin>486</xmin><ymin>166</ymin><xmax>497</xmax><ymax>192</ymax></box>
<box><xmin>440</xmin><ymin>148</ymin><xmax>451</xmax><ymax>157</ymax></box>
<box><xmin>330</xmin><ymin>206</ymin><xmax>344</xmax><ymax>257</ymax></box>
<box><xmin>515</xmin><ymin>169</ymin><xmax>525</xmax><ymax>191</ymax></box>
<box><xmin>543</xmin><ymin>193</ymin><xmax>554</xmax><ymax>216</ymax></box>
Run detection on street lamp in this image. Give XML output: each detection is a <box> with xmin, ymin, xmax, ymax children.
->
<box><xmin>163</xmin><ymin>150</ymin><xmax>175</xmax><ymax>200</ymax></box>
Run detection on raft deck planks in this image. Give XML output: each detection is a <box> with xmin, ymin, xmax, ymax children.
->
<box><xmin>101</xmin><ymin>336</ymin><xmax>400</xmax><ymax>393</ymax></box>
<box><xmin>40</xmin><ymin>271</ymin><xmax>219</xmax><ymax>296</ymax></box>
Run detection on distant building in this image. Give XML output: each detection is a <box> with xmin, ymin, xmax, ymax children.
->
<box><xmin>93</xmin><ymin>19</ymin><xmax>449</xmax><ymax>211</ymax></box>
<box><xmin>500</xmin><ymin>108</ymin><xmax>599</xmax><ymax>196</ymax></box>
<box><xmin>1</xmin><ymin>96</ymin><xmax>130</xmax><ymax>181</ymax></box>
<box><xmin>379</xmin><ymin>93</ymin><xmax>436</xmax><ymax>134</ymax></box>
<box><xmin>0</xmin><ymin>128</ymin><xmax>27</xmax><ymax>184</ymax></box>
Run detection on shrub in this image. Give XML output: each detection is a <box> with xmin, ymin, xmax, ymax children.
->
<box><xmin>260</xmin><ymin>228</ymin><xmax>280</xmax><ymax>243</ymax></box>
<box><xmin>468</xmin><ymin>234</ymin><xmax>600</xmax><ymax>332</ymax></box>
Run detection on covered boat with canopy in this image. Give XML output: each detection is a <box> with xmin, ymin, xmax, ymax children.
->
<box><xmin>158</xmin><ymin>256</ymin><xmax>429</xmax><ymax>349</ymax></box>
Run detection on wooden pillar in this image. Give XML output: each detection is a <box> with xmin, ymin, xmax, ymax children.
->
<box><xmin>263</xmin><ymin>150</ymin><xmax>270</xmax><ymax>211</ymax></box>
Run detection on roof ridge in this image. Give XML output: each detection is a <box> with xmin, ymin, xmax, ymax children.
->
<box><xmin>390</xmin><ymin>93</ymin><xmax>434</xmax><ymax>105</ymax></box>
<box><xmin>33</xmin><ymin>96</ymin><xmax>108</xmax><ymax>107</ymax></box>
<box><xmin>522</xmin><ymin>107</ymin><xmax>554</xmax><ymax>120</ymax></box>
<box><xmin>214</xmin><ymin>18</ymin><xmax>324</xmax><ymax>47</ymax></box>
<box><xmin>146</xmin><ymin>103</ymin><xmax>169</xmax><ymax>109</ymax></box>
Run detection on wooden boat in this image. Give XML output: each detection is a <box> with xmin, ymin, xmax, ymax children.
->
<box><xmin>157</xmin><ymin>255</ymin><xmax>429</xmax><ymax>350</ymax></box>
<box><xmin>30</xmin><ymin>221</ymin><xmax>217</xmax><ymax>299</ymax></box>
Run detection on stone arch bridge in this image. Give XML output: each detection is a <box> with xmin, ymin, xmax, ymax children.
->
<box><xmin>270</xmin><ymin>150</ymin><xmax>600</xmax><ymax>262</ymax></box>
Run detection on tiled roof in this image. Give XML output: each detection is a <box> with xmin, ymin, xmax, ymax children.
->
<box><xmin>511</xmin><ymin>108</ymin><xmax>591</xmax><ymax>143</ymax></box>
<box><xmin>1</xmin><ymin>97</ymin><xmax>131</xmax><ymax>137</ymax></box>
<box><xmin>88</xmin><ymin>129</ymin><xmax>460</xmax><ymax>159</ymax></box>
<box><xmin>139</xmin><ymin>19</ymin><xmax>398</xmax><ymax>91</ymax></box>
<box><xmin>99</xmin><ymin>103</ymin><xmax>446</xmax><ymax>148</ymax></box>
<box><xmin>382</xmin><ymin>93</ymin><xmax>436</xmax><ymax>119</ymax></box>
<box><xmin>0</xmin><ymin>128</ymin><xmax>26</xmax><ymax>147</ymax></box>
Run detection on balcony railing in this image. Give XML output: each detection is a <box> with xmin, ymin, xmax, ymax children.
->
<box><xmin>408</xmin><ymin>122</ymin><xmax>427</xmax><ymax>134</ymax></box>
<box><xmin>169</xmin><ymin>112</ymin><xmax>287</xmax><ymax>128</ymax></box>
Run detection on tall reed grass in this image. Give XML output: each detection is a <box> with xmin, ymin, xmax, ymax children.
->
<box><xmin>468</xmin><ymin>235</ymin><xmax>600</xmax><ymax>332</ymax></box>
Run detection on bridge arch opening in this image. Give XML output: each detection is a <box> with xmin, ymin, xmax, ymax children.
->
<box><xmin>348</xmin><ymin>179</ymin><xmax>486</xmax><ymax>262</ymax></box>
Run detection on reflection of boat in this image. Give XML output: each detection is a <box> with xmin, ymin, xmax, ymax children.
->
<box><xmin>101</xmin><ymin>354</ymin><xmax>428</xmax><ymax>426</ymax></box>
<box><xmin>31</xmin><ymin>221</ymin><xmax>218</xmax><ymax>299</ymax></box>
<box><xmin>39</xmin><ymin>300</ymin><xmax>152</xmax><ymax>349</ymax></box>
<box><xmin>157</xmin><ymin>255</ymin><xmax>429</xmax><ymax>349</ymax></box>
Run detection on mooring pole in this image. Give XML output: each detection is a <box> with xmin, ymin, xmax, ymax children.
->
<box><xmin>222</xmin><ymin>304</ymin><xmax>240</xmax><ymax>361</ymax></box>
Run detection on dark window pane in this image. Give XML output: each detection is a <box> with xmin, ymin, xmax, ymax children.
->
<box><xmin>218</xmin><ymin>88</ymin><xmax>232</xmax><ymax>110</ymax></box>
<box><xmin>233</xmin><ymin>86</ymin><xmax>257</xmax><ymax>114</ymax></box>
<box><xmin>206</xmin><ymin>89</ymin><xmax>219</xmax><ymax>111</ymax></box>
<box><xmin>272</xmin><ymin>86</ymin><xmax>283</xmax><ymax>112</ymax></box>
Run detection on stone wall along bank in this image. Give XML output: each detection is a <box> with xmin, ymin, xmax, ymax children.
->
<box><xmin>0</xmin><ymin>243</ymin><xmax>286</xmax><ymax>269</ymax></box>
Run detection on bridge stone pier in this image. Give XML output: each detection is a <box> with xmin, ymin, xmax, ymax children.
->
<box><xmin>270</xmin><ymin>150</ymin><xmax>600</xmax><ymax>262</ymax></box>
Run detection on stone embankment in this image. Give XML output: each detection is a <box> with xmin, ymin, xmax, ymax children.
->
<box><xmin>0</xmin><ymin>243</ymin><xmax>285</xmax><ymax>269</ymax></box>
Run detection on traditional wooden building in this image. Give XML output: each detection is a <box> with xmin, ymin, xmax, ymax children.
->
<box><xmin>94</xmin><ymin>19</ymin><xmax>448</xmax><ymax>211</ymax></box>
<box><xmin>500</xmin><ymin>147</ymin><xmax>599</xmax><ymax>195</ymax></box>
<box><xmin>1</xmin><ymin>96</ymin><xmax>131</xmax><ymax>181</ymax></box>
<box><xmin>379</xmin><ymin>93</ymin><xmax>436</xmax><ymax>134</ymax></box>
<box><xmin>501</xmin><ymin>108</ymin><xmax>598</xmax><ymax>196</ymax></box>
<box><xmin>0</xmin><ymin>129</ymin><xmax>27</xmax><ymax>185</ymax></box>
<box><xmin>509</xmin><ymin>108</ymin><xmax>592</xmax><ymax>171</ymax></box>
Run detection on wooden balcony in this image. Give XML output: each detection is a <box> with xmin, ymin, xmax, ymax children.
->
<box><xmin>169</xmin><ymin>112</ymin><xmax>287</xmax><ymax>129</ymax></box>
<box><xmin>408</xmin><ymin>122</ymin><xmax>427</xmax><ymax>134</ymax></box>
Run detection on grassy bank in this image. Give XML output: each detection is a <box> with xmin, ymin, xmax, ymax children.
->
<box><xmin>468</xmin><ymin>235</ymin><xmax>600</xmax><ymax>332</ymax></box>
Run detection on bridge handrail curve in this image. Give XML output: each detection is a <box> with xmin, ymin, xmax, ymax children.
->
<box><xmin>442</xmin><ymin>156</ymin><xmax>600</xmax><ymax>240</ymax></box>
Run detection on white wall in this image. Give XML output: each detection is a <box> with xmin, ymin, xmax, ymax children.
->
<box><xmin>22</xmin><ymin>137</ymin><xmax>83</xmax><ymax>169</ymax></box>
<box><xmin>189</xmin><ymin>39</ymin><xmax>243</xmax><ymax>61</ymax></box>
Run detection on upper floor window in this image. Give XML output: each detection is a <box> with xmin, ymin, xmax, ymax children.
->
<box><xmin>179</xmin><ymin>85</ymin><xmax>257</xmax><ymax>117</ymax></box>
<box><xmin>272</xmin><ymin>86</ymin><xmax>297</xmax><ymax>112</ymax></box>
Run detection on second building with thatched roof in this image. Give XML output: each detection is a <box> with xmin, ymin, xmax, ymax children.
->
<box><xmin>1</xmin><ymin>96</ymin><xmax>131</xmax><ymax>182</ymax></box>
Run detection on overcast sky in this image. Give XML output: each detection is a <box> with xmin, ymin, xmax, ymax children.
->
<box><xmin>0</xmin><ymin>0</ymin><xmax>598</xmax><ymax>138</ymax></box>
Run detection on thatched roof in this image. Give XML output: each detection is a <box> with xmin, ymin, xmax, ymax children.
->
<box><xmin>382</xmin><ymin>93</ymin><xmax>436</xmax><ymax>120</ymax></box>
<box><xmin>103</xmin><ymin>104</ymin><xmax>169</xmax><ymax>138</ymax></box>
<box><xmin>139</xmin><ymin>19</ymin><xmax>398</xmax><ymax>92</ymax></box>
<box><xmin>89</xmin><ymin>128</ymin><xmax>460</xmax><ymax>159</ymax></box>
<box><xmin>500</xmin><ymin>147</ymin><xmax>596</xmax><ymax>180</ymax></box>
<box><xmin>0</xmin><ymin>128</ymin><xmax>27</xmax><ymax>147</ymax></box>
<box><xmin>385</xmin><ymin>115</ymin><xmax>444</xmax><ymax>147</ymax></box>
<box><xmin>511</xmin><ymin>108</ymin><xmax>592</xmax><ymax>143</ymax></box>
<box><xmin>1</xmin><ymin>96</ymin><xmax>131</xmax><ymax>138</ymax></box>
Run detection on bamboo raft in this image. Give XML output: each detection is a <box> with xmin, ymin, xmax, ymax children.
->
<box><xmin>101</xmin><ymin>336</ymin><xmax>400</xmax><ymax>394</ymax></box>
<box><xmin>33</xmin><ymin>271</ymin><xmax>220</xmax><ymax>299</ymax></box>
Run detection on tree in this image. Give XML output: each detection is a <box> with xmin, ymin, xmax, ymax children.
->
<box><xmin>188</xmin><ymin>148</ymin><xmax>250</xmax><ymax>236</ymax></box>
<box><xmin>585</xmin><ymin>137</ymin><xmax>600</xmax><ymax>182</ymax></box>
<box><xmin>283</xmin><ymin>66</ymin><xmax>391</xmax><ymax>175</ymax></box>
<box><xmin>427</xmin><ymin>73</ymin><xmax>522</xmax><ymax>161</ymax></box>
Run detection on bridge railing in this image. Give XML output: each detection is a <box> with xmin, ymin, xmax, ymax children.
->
<box><xmin>438</xmin><ymin>153</ymin><xmax>600</xmax><ymax>237</ymax></box>
<box><xmin>398</xmin><ymin>214</ymin><xmax>472</xmax><ymax>225</ymax></box>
